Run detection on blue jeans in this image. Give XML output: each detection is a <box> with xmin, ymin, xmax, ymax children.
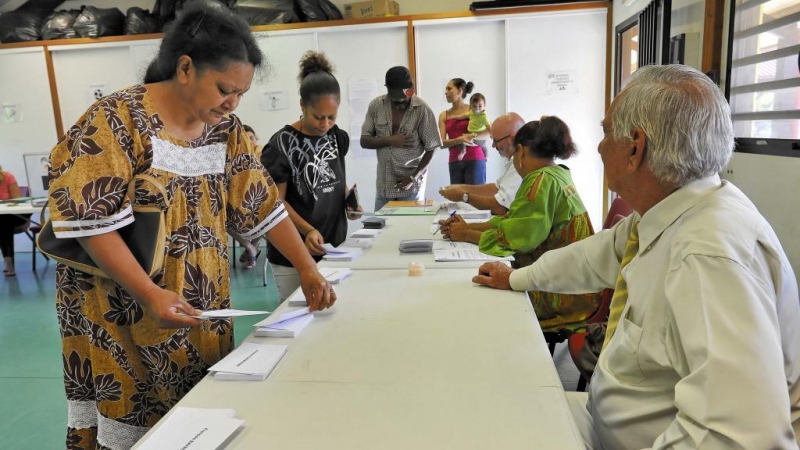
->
<box><xmin>374</xmin><ymin>191</ymin><xmax>422</xmax><ymax>211</ymax></box>
<box><xmin>449</xmin><ymin>159</ymin><xmax>487</xmax><ymax>185</ymax></box>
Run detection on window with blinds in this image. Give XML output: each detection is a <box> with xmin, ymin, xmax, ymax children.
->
<box><xmin>729</xmin><ymin>0</ymin><xmax>800</xmax><ymax>140</ymax></box>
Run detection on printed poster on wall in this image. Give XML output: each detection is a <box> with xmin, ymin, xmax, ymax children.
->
<box><xmin>546</xmin><ymin>70</ymin><xmax>579</xmax><ymax>95</ymax></box>
<box><xmin>348</xmin><ymin>77</ymin><xmax>378</xmax><ymax>159</ymax></box>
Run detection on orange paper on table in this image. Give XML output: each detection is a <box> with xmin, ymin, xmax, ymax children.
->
<box><xmin>385</xmin><ymin>199</ymin><xmax>434</xmax><ymax>207</ymax></box>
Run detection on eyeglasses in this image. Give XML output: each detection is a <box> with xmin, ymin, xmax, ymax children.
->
<box><xmin>492</xmin><ymin>135</ymin><xmax>511</xmax><ymax>146</ymax></box>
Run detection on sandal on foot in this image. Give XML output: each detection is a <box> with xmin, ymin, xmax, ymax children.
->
<box><xmin>243</xmin><ymin>250</ymin><xmax>261</xmax><ymax>269</ymax></box>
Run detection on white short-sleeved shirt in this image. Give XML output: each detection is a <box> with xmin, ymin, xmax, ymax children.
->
<box><xmin>510</xmin><ymin>175</ymin><xmax>800</xmax><ymax>449</ymax></box>
<box><xmin>494</xmin><ymin>159</ymin><xmax>522</xmax><ymax>209</ymax></box>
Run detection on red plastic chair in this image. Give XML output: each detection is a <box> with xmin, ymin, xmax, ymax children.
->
<box><xmin>568</xmin><ymin>196</ymin><xmax>633</xmax><ymax>391</ymax></box>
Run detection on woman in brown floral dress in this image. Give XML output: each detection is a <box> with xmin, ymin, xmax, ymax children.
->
<box><xmin>47</xmin><ymin>4</ymin><xmax>335</xmax><ymax>449</ymax></box>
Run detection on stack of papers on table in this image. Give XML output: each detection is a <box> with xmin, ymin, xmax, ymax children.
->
<box><xmin>350</xmin><ymin>228</ymin><xmax>382</xmax><ymax>238</ymax></box>
<box><xmin>435</xmin><ymin>209</ymin><xmax>491</xmax><ymax>221</ymax></box>
<box><xmin>385</xmin><ymin>199</ymin><xmax>434</xmax><ymax>207</ymax></box>
<box><xmin>399</xmin><ymin>239</ymin><xmax>433</xmax><ymax>253</ymax></box>
<box><xmin>342</xmin><ymin>238</ymin><xmax>373</xmax><ymax>249</ymax></box>
<box><xmin>321</xmin><ymin>245</ymin><xmax>362</xmax><ymax>261</ymax></box>
<box><xmin>208</xmin><ymin>342</ymin><xmax>287</xmax><ymax>381</ymax></box>
<box><xmin>137</xmin><ymin>407</ymin><xmax>243</xmax><ymax>450</ymax></box>
<box><xmin>436</xmin><ymin>201</ymin><xmax>477</xmax><ymax>212</ymax></box>
<box><xmin>320</xmin><ymin>267</ymin><xmax>353</xmax><ymax>284</ymax></box>
<box><xmin>433</xmin><ymin>248</ymin><xmax>514</xmax><ymax>262</ymax></box>
<box><xmin>376</xmin><ymin>206</ymin><xmax>436</xmax><ymax>216</ymax></box>
<box><xmin>254</xmin><ymin>307</ymin><xmax>314</xmax><ymax>338</ymax></box>
<box><xmin>194</xmin><ymin>309</ymin><xmax>271</xmax><ymax>319</ymax></box>
<box><xmin>432</xmin><ymin>241</ymin><xmax>480</xmax><ymax>251</ymax></box>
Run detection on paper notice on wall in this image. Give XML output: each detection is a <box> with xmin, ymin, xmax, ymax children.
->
<box><xmin>546</xmin><ymin>70</ymin><xmax>579</xmax><ymax>95</ymax></box>
<box><xmin>349</xmin><ymin>77</ymin><xmax>378</xmax><ymax>159</ymax></box>
<box><xmin>86</xmin><ymin>84</ymin><xmax>108</xmax><ymax>106</ymax></box>
<box><xmin>259</xmin><ymin>89</ymin><xmax>288</xmax><ymax>111</ymax></box>
<box><xmin>2</xmin><ymin>103</ymin><xmax>22</xmax><ymax>123</ymax></box>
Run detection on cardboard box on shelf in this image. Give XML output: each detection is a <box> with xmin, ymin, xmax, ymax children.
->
<box><xmin>343</xmin><ymin>0</ymin><xmax>400</xmax><ymax>19</ymax></box>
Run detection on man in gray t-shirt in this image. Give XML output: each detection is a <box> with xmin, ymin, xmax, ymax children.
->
<box><xmin>361</xmin><ymin>66</ymin><xmax>442</xmax><ymax>211</ymax></box>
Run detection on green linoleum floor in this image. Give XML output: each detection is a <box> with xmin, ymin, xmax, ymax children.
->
<box><xmin>0</xmin><ymin>250</ymin><xmax>278</xmax><ymax>449</ymax></box>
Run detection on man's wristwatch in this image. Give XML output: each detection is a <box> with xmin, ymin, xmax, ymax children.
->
<box><xmin>462</xmin><ymin>192</ymin><xmax>470</xmax><ymax>203</ymax></box>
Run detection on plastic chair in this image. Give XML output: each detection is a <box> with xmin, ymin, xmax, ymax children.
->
<box><xmin>11</xmin><ymin>187</ymin><xmax>48</xmax><ymax>272</ymax></box>
<box><xmin>568</xmin><ymin>196</ymin><xmax>633</xmax><ymax>390</ymax></box>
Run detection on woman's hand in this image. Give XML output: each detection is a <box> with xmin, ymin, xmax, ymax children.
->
<box><xmin>346</xmin><ymin>205</ymin><xmax>363</xmax><ymax>221</ymax></box>
<box><xmin>472</xmin><ymin>262</ymin><xmax>513</xmax><ymax>290</ymax></box>
<box><xmin>439</xmin><ymin>214</ymin><xmax>464</xmax><ymax>238</ymax></box>
<box><xmin>297</xmin><ymin>266</ymin><xmax>337</xmax><ymax>311</ymax></box>
<box><xmin>304</xmin><ymin>229</ymin><xmax>326</xmax><ymax>256</ymax></box>
<box><xmin>459</xmin><ymin>134</ymin><xmax>475</xmax><ymax>145</ymax></box>
<box><xmin>139</xmin><ymin>287</ymin><xmax>203</xmax><ymax>328</ymax></box>
<box><xmin>444</xmin><ymin>220</ymin><xmax>470</xmax><ymax>241</ymax></box>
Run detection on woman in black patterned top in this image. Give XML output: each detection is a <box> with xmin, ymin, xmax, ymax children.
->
<box><xmin>261</xmin><ymin>51</ymin><xmax>362</xmax><ymax>301</ymax></box>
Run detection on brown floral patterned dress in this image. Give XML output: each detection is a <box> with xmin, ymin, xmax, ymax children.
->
<box><xmin>48</xmin><ymin>85</ymin><xmax>287</xmax><ymax>449</ymax></box>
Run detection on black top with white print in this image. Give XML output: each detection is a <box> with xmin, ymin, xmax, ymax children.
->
<box><xmin>261</xmin><ymin>124</ymin><xmax>350</xmax><ymax>267</ymax></box>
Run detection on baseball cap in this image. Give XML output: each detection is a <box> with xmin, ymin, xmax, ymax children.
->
<box><xmin>385</xmin><ymin>66</ymin><xmax>413</xmax><ymax>89</ymax></box>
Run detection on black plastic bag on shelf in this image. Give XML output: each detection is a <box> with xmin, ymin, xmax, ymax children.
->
<box><xmin>0</xmin><ymin>9</ymin><xmax>49</xmax><ymax>42</ymax></box>
<box><xmin>153</xmin><ymin>0</ymin><xmax>235</xmax><ymax>28</ymax></box>
<box><xmin>125</xmin><ymin>7</ymin><xmax>159</xmax><ymax>35</ymax></box>
<box><xmin>74</xmin><ymin>6</ymin><xmax>126</xmax><ymax>38</ymax></box>
<box><xmin>297</xmin><ymin>0</ymin><xmax>343</xmax><ymax>22</ymax></box>
<box><xmin>41</xmin><ymin>10</ymin><xmax>81</xmax><ymax>40</ymax></box>
<box><xmin>232</xmin><ymin>0</ymin><xmax>299</xmax><ymax>25</ymax></box>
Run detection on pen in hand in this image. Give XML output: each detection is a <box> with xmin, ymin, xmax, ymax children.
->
<box><xmin>432</xmin><ymin>210</ymin><xmax>457</xmax><ymax>235</ymax></box>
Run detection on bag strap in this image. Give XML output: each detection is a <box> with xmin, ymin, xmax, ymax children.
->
<box><xmin>127</xmin><ymin>173</ymin><xmax>171</xmax><ymax>209</ymax></box>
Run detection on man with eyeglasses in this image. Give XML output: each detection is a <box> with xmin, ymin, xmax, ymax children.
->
<box><xmin>361</xmin><ymin>66</ymin><xmax>442</xmax><ymax>211</ymax></box>
<box><xmin>439</xmin><ymin>112</ymin><xmax>525</xmax><ymax>215</ymax></box>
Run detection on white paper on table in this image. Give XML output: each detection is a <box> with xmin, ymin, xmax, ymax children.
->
<box><xmin>321</xmin><ymin>244</ymin><xmax>363</xmax><ymax>254</ymax></box>
<box><xmin>350</xmin><ymin>228</ymin><xmax>381</xmax><ymax>238</ymax></box>
<box><xmin>433</xmin><ymin>248</ymin><xmax>514</xmax><ymax>262</ymax></box>
<box><xmin>197</xmin><ymin>309</ymin><xmax>271</xmax><ymax>319</ymax></box>
<box><xmin>253</xmin><ymin>307</ymin><xmax>311</xmax><ymax>328</ymax></box>
<box><xmin>342</xmin><ymin>238</ymin><xmax>372</xmax><ymax>249</ymax></box>
<box><xmin>286</xmin><ymin>290</ymin><xmax>308</xmax><ymax>307</ymax></box>
<box><xmin>321</xmin><ymin>248</ymin><xmax>362</xmax><ymax>261</ymax></box>
<box><xmin>207</xmin><ymin>342</ymin><xmax>288</xmax><ymax>375</ymax></box>
<box><xmin>432</xmin><ymin>211</ymin><xmax>491</xmax><ymax>222</ymax></box>
<box><xmin>432</xmin><ymin>241</ymin><xmax>479</xmax><ymax>251</ymax></box>
<box><xmin>137</xmin><ymin>407</ymin><xmax>243</xmax><ymax>450</ymax></box>
<box><xmin>261</xmin><ymin>313</ymin><xmax>314</xmax><ymax>332</ymax></box>
<box><xmin>320</xmin><ymin>267</ymin><xmax>353</xmax><ymax>284</ymax></box>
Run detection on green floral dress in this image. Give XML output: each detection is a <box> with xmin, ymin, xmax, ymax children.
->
<box><xmin>48</xmin><ymin>85</ymin><xmax>287</xmax><ymax>449</ymax></box>
<box><xmin>479</xmin><ymin>165</ymin><xmax>602</xmax><ymax>333</ymax></box>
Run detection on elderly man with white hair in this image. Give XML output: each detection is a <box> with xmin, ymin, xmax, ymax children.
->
<box><xmin>474</xmin><ymin>65</ymin><xmax>800</xmax><ymax>449</ymax></box>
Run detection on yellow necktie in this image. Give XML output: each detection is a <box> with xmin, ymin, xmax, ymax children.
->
<box><xmin>602</xmin><ymin>221</ymin><xmax>640</xmax><ymax>350</ymax></box>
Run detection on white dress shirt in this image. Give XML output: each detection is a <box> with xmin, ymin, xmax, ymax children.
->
<box><xmin>494</xmin><ymin>159</ymin><xmax>522</xmax><ymax>209</ymax></box>
<box><xmin>510</xmin><ymin>175</ymin><xmax>800</xmax><ymax>449</ymax></box>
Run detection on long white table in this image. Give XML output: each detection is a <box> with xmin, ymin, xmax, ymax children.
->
<box><xmin>0</xmin><ymin>200</ymin><xmax>40</xmax><ymax>215</ymax></box>
<box><xmin>320</xmin><ymin>215</ymin><xmax>506</xmax><ymax>271</ymax></box>
<box><xmin>135</xmin><ymin>267</ymin><xmax>583</xmax><ymax>448</ymax></box>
